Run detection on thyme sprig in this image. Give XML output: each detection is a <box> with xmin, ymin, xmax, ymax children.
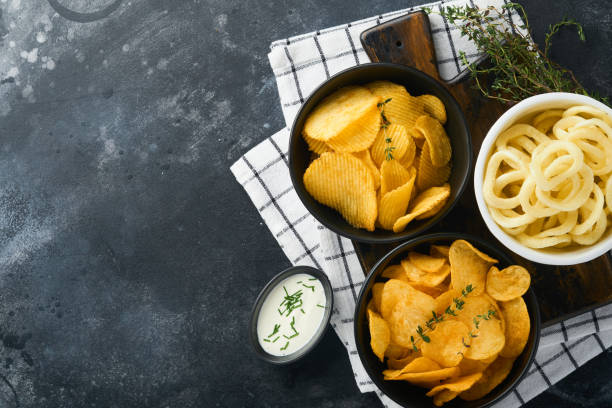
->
<box><xmin>424</xmin><ymin>3</ymin><xmax>608</xmax><ymax>105</ymax></box>
<box><xmin>377</xmin><ymin>98</ymin><xmax>395</xmax><ymax>161</ymax></box>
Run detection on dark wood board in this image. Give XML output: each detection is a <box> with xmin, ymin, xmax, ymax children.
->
<box><xmin>356</xmin><ymin>11</ymin><xmax>612</xmax><ymax>327</ymax></box>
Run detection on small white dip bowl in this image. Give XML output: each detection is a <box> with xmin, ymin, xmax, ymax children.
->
<box><xmin>474</xmin><ymin>92</ymin><xmax>612</xmax><ymax>265</ymax></box>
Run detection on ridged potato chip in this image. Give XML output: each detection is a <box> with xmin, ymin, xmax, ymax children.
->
<box><xmin>353</xmin><ymin>149</ymin><xmax>381</xmax><ymax>190</ymax></box>
<box><xmin>303</xmin><ymin>85</ymin><xmax>380</xmax><ymax>141</ymax></box>
<box><xmin>393</xmin><ymin>184</ymin><xmax>451</xmax><ymax>232</ymax></box>
<box><xmin>304</xmin><ymin>152</ymin><xmax>377</xmax><ymax>231</ymax></box>
<box><xmin>449</xmin><ymin>240</ymin><xmax>498</xmax><ymax>296</ymax></box>
<box><xmin>381</xmin><ymin>159</ymin><xmax>414</xmax><ymax>196</ymax></box>
<box><xmin>409</xmin><ymin>252</ymin><xmax>446</xmax><ymax>272</ymax></box>
<box><xmin>383</xmin><ymin>356</ymin><xmax>441</xmax><ymax>379</ymax></box>
<box><xmin>365</xmin><ymin>81</ymin><xmax>426</xmax><ymax>128</ymax></box>
<box><xmin>418</xmin><ymin>94</ymin><xmax>447</xmax><ymax>124</ymax></box>
<box><xmin>486</xmin><ymin>265</ymin><xmax>531</xmax><ymax>301</ymax></box>
<box><xmin>303</xmin><ymin>132</ymin><xmax>331</xmax><ymax>154</ymax></box>
<box><xmin>422</xmin><ymin>320</ymin><xmax>471</xmax><ymax>367</ymax></box>
<box><xmin>378</xmin><ymin>167</ymin><xmax>417</xmax><ymax>230</ymax></box>
<box><xmin>326</xmin><ymin>104</ymin><xmax>381</xmax><ymax>152</ymax></box>
<box><xmin>459</xmin><ymin>357</ymin><xmax>515</xmax><ymax>401</ymax></box>
<box><xmin>415</xmin><ymin>115</ymin><xmax>452</xmax><ymax>167</ymax></box>
<box><xmin>499</xmin><ymin>297</ymin><xmax>530</xmax><ymax>358</ymax></box>
<box><xmin>418</xmin><ymin>142</ymin><xmax>451</xmax><ymax>191</ymax></box>
<box><xmin>368</xmin><ymin>309</ymin><xmax>391</xmax><ymax>362</ymax></box>
<box><xmin>371</xmin><ymin>124</ymin><xmax>413</xmax><ymax>167</ymax></box>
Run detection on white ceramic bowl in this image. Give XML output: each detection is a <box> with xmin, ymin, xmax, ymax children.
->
<box><xmin>474</xmin><ymin>92</ymin><xmax>612</xmax><ymax>265</ymax></box>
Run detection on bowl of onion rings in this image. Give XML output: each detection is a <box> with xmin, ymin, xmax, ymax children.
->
<box><xmin>474</xmin><ymin>92</ymin><xmax>612</xmax><ymax>265</ymax></box>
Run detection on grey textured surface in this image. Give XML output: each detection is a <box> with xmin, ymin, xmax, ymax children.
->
<box><xmin>0</xmin><ymin>0</ymin><xmax>610</xmax><ymax>407</ymax></box>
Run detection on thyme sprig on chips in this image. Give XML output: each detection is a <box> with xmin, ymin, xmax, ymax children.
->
<box><xmin>423</xmin><ymin>3</ymin><xmax>608</xmax><ymax>105</ymax></box>
<box><xmin>377</xmin><ymin>98</ymin><xmax>395</xmax><ymax>161</ymax></box>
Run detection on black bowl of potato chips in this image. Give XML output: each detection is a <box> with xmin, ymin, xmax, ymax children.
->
<box><xmin>289</xmin><ymin>63</ymin><xmax>471</xmax><ymax>243</ymax></box>
<box><xmin>354</xmin><ymin>233</ymin><xmax>540</xmax><ymax>407</ymax></box>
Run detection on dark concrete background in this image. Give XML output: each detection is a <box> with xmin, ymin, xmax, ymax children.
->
<box><xmin>0</xmin><ymin>0</ymin><xmax>610</xmax><ymax>406</ymax></box>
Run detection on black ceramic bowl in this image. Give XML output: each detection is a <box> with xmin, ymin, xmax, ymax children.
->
<box><xmin>354</xmin><ymin>233</ymin><xmax>541</xmax><ymax>408</ymax></box>
<box><xmin>289</xmin><ymin>63</ymin><xmax>471</xmax><ymax>244</ymax></box>
<box><xmin>250</xmin><ymin>266</ymin><xmax>334</xmax><ymax>365</ymax></box>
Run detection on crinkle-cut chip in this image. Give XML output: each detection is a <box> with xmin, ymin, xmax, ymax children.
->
<box><xmin>499</xmin><ymin>297</ymin><xmax>530</xmax><ymax>358</ymax></box>
<box><xmin>417</xmin><ymin>142</ymin><xmax>452</xmax><ymax>191</ymax></box>
<box><xmin>458</xmin><ymin>357</ymin><xmax>491</xmax><ymax>376</ymax></box>
<box><xmin>326</xmin><ymin>104</ymin><xmax>381</xmax><ymax>152</ymax></box>
<box><xmin>379</xmin><ymin>168</ymin><xmax>417</xmax><ymax>230</ymax></box>
<box><xmin>418</xmin><ymin>94</ymin><xmax>447</xmax><ymax>124</ymax></box>
<box><xmin>371</xmin><ymin>124</ymin><xmax>412</xmax><ymax>167</ymax></box>
<box><xmin>388</xmin><ymin>367</ymin><xmax>460</xmax><ymax>385</ymax></box>
<box><xmin>416</xmin><ymin>198</ymin><xmax>448</xmax><ymax>220</ymax></box>
<box><xmin>393</xmin><ymin>184</ymin><xmax>451</xmax><ymax>232</ymax></box>
<box><xmin>352</xmin><ymin>150</ymin><xmax>381</xmax><ymax>190</ymax></box>
<box><xmin>387</xmin><ymin>350</ymin><xmax>422</xmax><ymax>369</ymax></box>
<box><xmin>381</xmin><ymin>264</ymin><xmax>409</xmax><ymax>281</ymax></box>
<box><xmin>409</xmin><ymin>252</ymin><xmax>446</xmax><ymax>272</ymax></box>
<box><xmin>368</xmin><ymin>309</ymin><xmax>391</xmax><ymax>362</ymax></box>
<box><xmin>383</xmin><ymin>357</ymin><xmax>441</xmax><ymax>379</ymax></box>
<box><xmin>459</xmin><ymin>357</ymin><xmax>515</xmax><ymax>401</ymax></box>
<box><xmin>433</xmin><ymin>390</ymin><xmax>458</xmax><ymax>407</ymax></box>
<box><xmin>371</xmin><ymin>282</ymin><xmax>385</xmax><ymax>313</ymax></box>
<box><xmin>380</xmin><ymin>279</ymin><xmax>434</xmax><ymax>319</ymax></box>
<box><xmin>304</xmin><ymin>152</ymin><xmax>377</xmax><ymax>231</ymax></box>
<box><xmin>365</xmin><ymin>81</ymin><xmax>426</xmax><ymax>128</ymax></box>
<box><xmin>303</xmin><ymin>132</ymin><xmax>331</xmax><ymax>154</ymax></box>
<box><xmin>381</xmin><ymin>159</ymin><xmax>413</xmax><ymax>196</ymax></box>
<box><xmin>402</xmin><ymin>258</ymin><xmax>450</xmax><ymax>288</ymax></box>
<box><xmin>449</xmin><ymin>240</ymin><xmax>498</xmax><ymax>296</ymax></box>
<box><xmin>430</xmin><ymin>245</ymin><xmax>451</xmax><ymax>259</ymax></box>
<box><xmin>415</xmin><ymin>115</ymin><xmax>452</xmax><ymax>167</ymax></box>
<box><xmin>303</xmin><ymin>85</ymin><xmax>380</xmax><ymax>141</ymax></box>
<box><xmin>433</xmin><ymin>289</ymin><xmax>461</xmax><ymax>316</ymax></box>
<box><xmin>486</xmin><ymin>265</ymin><xmax>531</xmax><ymax>301</ymax></box>
<box><xmin>399</xmin><ymin>137</ymin><xmax>417</xmax><ymax>168</ymax></box>
<box><xmin>426</xmin><ymin>373</ymin><xmax>483</xmax><ymax>397</ymax></box>
<box><xmin>385</xmin><ymin>343</ymin><xmax>412</xmax><ymax>359</ymax></box>
<box><xmin>422</xmin><ymin>320</ymin><xmax>471</xmax><ymax>367</ymax></box>
<box><xmin>455</xmin><ymin>295</ymin><xmax>505</xmax><ymax>360</ymax></box>
<box><xmin>409</xmin><ymin>125</ymin><xmax>425</xmax><ymax>140</ymax></box>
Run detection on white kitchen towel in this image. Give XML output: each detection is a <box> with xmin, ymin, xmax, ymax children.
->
<box><xmin>230</xmin><ymin>0</ymin><xmax>612</xmax><ymax>406</ymax></box>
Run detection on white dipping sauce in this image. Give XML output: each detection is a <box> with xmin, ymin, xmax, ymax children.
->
<box><xmin>257</xmin><ymin>273</ymin><xmax>327</xmax><ymax>356</ymax></box>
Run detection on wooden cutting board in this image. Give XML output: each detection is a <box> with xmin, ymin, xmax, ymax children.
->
<box><xmin>354</xmin><ymin>11</ymin><xmax>612</xmax><ymax>326</ymax></box>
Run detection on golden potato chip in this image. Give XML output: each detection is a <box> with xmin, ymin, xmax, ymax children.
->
<box><xmin>388</xmin><ymin>293</ymin><xmax>435</xmax><ymax>348</ymax></box>
<box><xmin>410</xmin><ymin>282</ymin><xmax>448</xmax><ymax>298</ymax></box>
<box><xmin>365</xmin><ymin>81</ymin><xmax>426</xmax><ymax>128</ymax></box>
<box><xmin>368</xmin><ymin>309</ymin><xmax>391</xmax><ymax>362</ymax></box>
<box><xmin>409</xmin><ymin>252</ymin><xmax>446</xmax><ymax>272</ymax></box>
<box><xmin>409</xmin><ymin>126</ymin><xmax>425</xmax><ymax>140</ymax></box>
<box><xmin>326</xmin><ymin>104</ymin><xmax>381</xmax><ymax>152</ymax></box>
<box><xmin>381</xmin><ymin>264</ymin><xmax>408</xmax><ymax>281</ymax></box>
<box><xmin>454</xmin><ymin>295</ymin><xmax>505</xmax><ymax>360</ymax></box>
<box><xmin>303</xmin><ymin>85</ymin><xmax>379</xmax><ymax>142</ymax></box>
<box><xmin>352</xmin><ymin>149</ymin><xmax>381</xmax><ymax>190</ymax></box>
<box><xmin>433</xmin><ymin>390</ymin><xmax>458</xmax><ymax>407</ymax></box>
<box><xmin>381</xmin><ymin>279</ymin><xmax>434</xmax><ymax>319</ymax></box>
<box><xmin>486</xmin><ymin>265</ymin><xmax>531</xmax><ymax>301</ymax></box>
<box><xmin>303</xmin><ymin>132</ymin><xmax>331</xmax><ymax>154</ymax></box>
<box><xmin>402</xmin><ymin>258</ymin><xmax>450</xmax><ymax>288</ymax></box>
<box><xmin>426</xmin><ymin>373</ymin><xmax>483</xmax><ymax>396</ymax></box>
<box><xmin>416</xmin><ymin>198</ymin><xmax>448</xmax><ymax>220</ymax></box>
<box><xmin>383</xmin><ymin>356</ymin><xmax>441</xmax><ymax>379</ymax></box>
<box><xmin>459</xmin><ymin>357</ymin><xmax>515</xmax><ymax>401</ymax></box>
<box><xmin>430</xmin><ymin>245</ymin><xmax>450</xmax><ymax>258</ymax></box>
<box><xmin>381</xmin><ymin>159</ymin><xmax>413</xmax><ymax>196</ymax></box>
<box><xmin>367</xmin><ymin>299</ymin><xmax>376</xmax><ymax>312</ymax></box>
<box><xmin>418</xmin><ymin>94</ymin><xmax>447</xmax><ymax>124</ymax></box>
<box><xmin>304</xmin><ymin>152</ymin><xmax>377</xmax><ymax>231</ymax></box>
<box><xmin>385</xmin><ymin>343</ymin><xmax>412</xmax><ymax>359</ymax></box>
<box><xmin>394</xmin><ymin>367</ymin><xmax>461</xmax><ymax>385</ymax></box>
<box><xmin>422</xmin><ymin>320</ymin><xmax>471</xmax><ymax>368</ymax></box>
<box><xmin>499</xmin><ymin>297</ymin><xmax>530</xmax><ymax>358</ymax></box>
<box><xmin>434</xmin><ymin>289</ymin><xmax>461</xmax><ymax>316</ymax></box>
<box><xmin>378</xmin><ymin>167</ymin><xmax>417</xmax><ymax>230</ymax></box>
<box><xmin>449</xmin><ymin>240</ymin><xmax>498</xmax><ymax>296</ymax></box>
<box><xmin>371</xmin><ymin>124</ymin><xmax>413</xmax><ymax>167</ymax></box>
<box><xmin>393</xmin><ymin>184</ymin><xmax>451</xmax><ymax>232</ymax></box>
<box><xmin>371</xmin><ymin>282</ymin><xmax>385</xmax><ymax>313</ymax></box>
<box><xmin>483</xmin><ymin>293</ymin><xmax>505</xmax><ymax>334</ymax></box>
<box><xmin>417</xmin><ymin>142</ymin><xmax>451</xmax><ymax>191</ymax></box>
<box><xmin>387</xmin><ymin>350</ymin><xmax>422</xmax><ymax>369</ymax></box>
<box><xmin>480</xmin><ymin>354</ymin><xmax>500</xmax><ymax>365</ymax></box>
<box><xmin>415</xmin><ymin>115</ymin><xmax>452</xmax><ymax>167</ymax></box>
<box><xmin>457</xmin><ymin>357</ymin><xmax>491</xmax><ymax>376</ymax></box>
